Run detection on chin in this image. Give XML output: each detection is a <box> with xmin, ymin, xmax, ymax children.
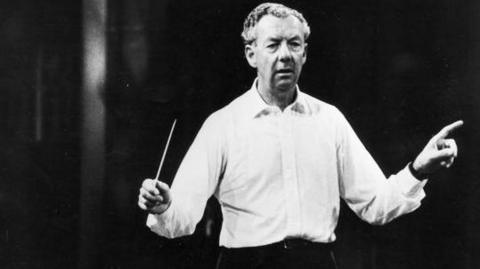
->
<box><xmin>275</xmin><ymin>81</ymin><xmax>296</xmax><ymax>92</ymax></box>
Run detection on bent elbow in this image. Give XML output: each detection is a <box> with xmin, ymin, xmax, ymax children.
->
<box><xmin>358</xmin><ymin>205</ymin><xmax>403</xmax><ymax>226</ymax></box>
<box><xmin>148</xmin><ymin>225</ymin><xmax>195</xmax><ymax>239</ymax></box>
<box><xmin>364</xmin><ymin>216</ymin><xmax>390</xmax><ymax>226</ymax></box>
<box><xmin>149</xmin><ymin>221</ymin><xmax>198</xmax><ymax>239</ymax></box>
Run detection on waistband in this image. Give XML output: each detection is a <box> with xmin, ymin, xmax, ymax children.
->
<box><xmin>275</xmin><ymin>238</ymin><xmax>334</xmax><ymax>250</ymax></box>
<box><xmin>222</xmin><ymin>238</ymin><xmax>335</xmax><ymax>251</ymax></box>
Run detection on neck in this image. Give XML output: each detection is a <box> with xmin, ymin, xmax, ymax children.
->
<box><xmin>257</xmin><ymin>79</ymin><xmax>296</xmax><ymax>111</ymax></box>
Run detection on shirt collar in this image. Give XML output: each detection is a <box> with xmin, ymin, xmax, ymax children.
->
<box><xmin>245</xmin><ymin>78</ymin><xmax>306</xmax><ymax>118</ymax></box>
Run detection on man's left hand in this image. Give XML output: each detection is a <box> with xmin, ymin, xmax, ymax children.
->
<box><xmin>412</xmin><ymin>120</ymin><xmax>464</xmax><ymax>175</ymax></box>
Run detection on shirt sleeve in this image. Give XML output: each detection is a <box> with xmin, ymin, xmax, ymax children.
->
<box><xmin>335</xmin><ymin>110</ymin><xmax>427</xmax><ymax>225</ymax></box>
<box><xmin>146</xmin><ymin>113</ymin><xmax>226</xmax><ymax>238</ymax></box>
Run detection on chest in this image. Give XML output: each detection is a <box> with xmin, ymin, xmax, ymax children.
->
<box><xmin>221</xmin><ymin>113</ymin><xmax>339</xmax><ymax>191</ymax></box>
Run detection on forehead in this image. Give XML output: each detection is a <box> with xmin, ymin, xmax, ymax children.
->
<box><xmin>255</xmin><ymin>15</ymin><xmax>305</xmax><ymax>42</ymax></box>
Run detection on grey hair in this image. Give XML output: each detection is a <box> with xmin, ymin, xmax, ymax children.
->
<box><xmin>241</xmin><ymin>2</ymin><xmax>311</xmax><ymax>45</ymax></box>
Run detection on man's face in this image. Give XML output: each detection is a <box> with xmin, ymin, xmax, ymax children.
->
<box><xmin>245</xmin><ymin>15</ymin><xmax>307</xmax><ymax>93</ymax></box>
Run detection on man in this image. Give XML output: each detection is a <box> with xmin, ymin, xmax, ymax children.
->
<box><xmin>138</xmin><ymin>3</ymin><xmax>462</xmax><ymax>268</ymax></box>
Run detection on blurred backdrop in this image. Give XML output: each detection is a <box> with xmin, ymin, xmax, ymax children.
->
<box><xmin>1</xmin><ymin>0</ymin><xmax>479</xmax><ymax>268</ymax></box>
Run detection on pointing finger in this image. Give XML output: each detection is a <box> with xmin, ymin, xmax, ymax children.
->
<box><xmin>433</xmin><ymin>120</ymin><xmax>464</xmax><ymax>141</ymax></box>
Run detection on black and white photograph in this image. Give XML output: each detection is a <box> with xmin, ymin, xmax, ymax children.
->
<box><xmin>1</xmin><ymin>1</ymin><xmax>479</xmax><ymax>268</ymax></box>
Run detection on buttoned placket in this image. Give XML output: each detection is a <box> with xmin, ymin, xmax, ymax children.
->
<box><xmin>279</xmin><ymin>107</ymin><xmax>302</xmax><ymax>237</ymax></box>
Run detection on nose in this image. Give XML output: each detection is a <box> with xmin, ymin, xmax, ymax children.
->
<box><xmin>278</xmin><ymin>42</ymin><xmax>292</xmax><ymax>62</ymax></box>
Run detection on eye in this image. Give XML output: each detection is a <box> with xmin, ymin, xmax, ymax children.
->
<box><xmin>267</xmin><ymin>43</ymin><xmax>278</xmax><ymax>49</ymax></box>
<box><xmin>289</xmin><ymin>42</ymin><xmax>302</xmax><ymax>51</ymax></box>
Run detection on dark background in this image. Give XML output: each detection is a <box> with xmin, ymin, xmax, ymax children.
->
<box><xmin>1</xmin><ymin>0</ymin><xmax>480</xmax><ymax>268</ymax></box>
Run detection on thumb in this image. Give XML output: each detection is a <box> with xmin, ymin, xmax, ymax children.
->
<box><xmin>155</xmin><ymin>181</ymin><xmax>172</xmax><ymax>202</ymax></box>
<box><xmin>431</xmin><ymin>147</ymin><xmax>455</xmax><ymax>161</ymax></box>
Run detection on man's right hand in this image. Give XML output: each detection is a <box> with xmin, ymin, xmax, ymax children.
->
<box><xmin>138</xmin><ymin>179</ymin><xmax>172</xmax><ymax>215</ymax></box>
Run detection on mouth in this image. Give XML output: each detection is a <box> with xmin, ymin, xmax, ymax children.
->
<box><xmin>275</xmin><ymin>69</ymin><xmax>294</xmax><ymax>75</ymax></box>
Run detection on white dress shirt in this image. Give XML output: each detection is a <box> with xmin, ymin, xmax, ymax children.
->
<box><xmin>147</xmin><ymin>80</ymin><xmax>427</xmax><ymax>248</ymax></box>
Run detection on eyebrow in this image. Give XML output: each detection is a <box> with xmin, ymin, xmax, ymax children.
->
<box><xmin>265</xmin><ymin>36</ymin><xmax>302</xmax><ymax>42</ymax></box>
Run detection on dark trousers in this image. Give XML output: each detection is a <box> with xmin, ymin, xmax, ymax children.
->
<box><xmin>216</xmin><ymin>239</ymin><xmax>337</xmax><ymax>269</ymax></box>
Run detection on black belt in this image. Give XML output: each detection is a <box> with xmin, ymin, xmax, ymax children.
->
<box><xmin>272</xmin><ymin>238</ymin><xmax>334</xmax><ymax>250</ymax></box>
<box><xmin>222</xmin><ymin>238</ymin><xmax>334</xmax><ymax>251</ymax></box>
<box><xmin>218</xmin><ymin>239</ymin><xmax>337</xmax><ymax>269</ymax></box>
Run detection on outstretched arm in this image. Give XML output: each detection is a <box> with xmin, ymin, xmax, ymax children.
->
<box><xmin>337</xmin><ymin>109</ymin><xmax>463</xmax><ymax>225</ymax></box>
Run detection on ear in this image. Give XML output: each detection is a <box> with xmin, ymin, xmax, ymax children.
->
<box><xmin>245</xmin><ymin>44</ymin><xmax>257</xmax><ymax>68</ymax></box>
<box><xmin>302</xmin><ymin>43</ymin><xmax>308</xmax><ymax>65</ymax></box>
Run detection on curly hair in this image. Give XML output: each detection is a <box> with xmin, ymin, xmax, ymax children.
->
<box><xmin>241</xmin><ymin>3</ymin><xmax>311</xmax><ymax>45</ymax></box>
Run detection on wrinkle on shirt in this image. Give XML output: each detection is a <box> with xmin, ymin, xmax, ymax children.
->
<box><xmin>147</xmin><ymin>78</ymin><xmax>427</xmax><ymax>247</ymax></box>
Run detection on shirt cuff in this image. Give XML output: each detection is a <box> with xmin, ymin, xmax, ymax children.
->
<box><xmin>146</xmin><ymin>203</ymin><xmax>174</xmax><ymax>231</ymax></box>
<box><xmin>397</xmin><ymin>165</ymin><xmax>428</xmax><ymax>197</ymax></box>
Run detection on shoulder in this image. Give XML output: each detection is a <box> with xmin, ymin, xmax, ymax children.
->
<box><xmin>201</xmin><ymin>90</ymin><xmax>249</xmax><ymax>130</ymax></box>
<box><xmin>299</xmin><ymin>91</ymin><xmax>354</xmax><ymax>136</ymax></box>
<box><xmin>300</xmin><ymin>91</ymin><xmax>345</xmax><ymax>118</ymax></box>
<box><xmin>208</xmin><ymin>90</ymin><xmax>252</xmax><ymax>122</ymax></box>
